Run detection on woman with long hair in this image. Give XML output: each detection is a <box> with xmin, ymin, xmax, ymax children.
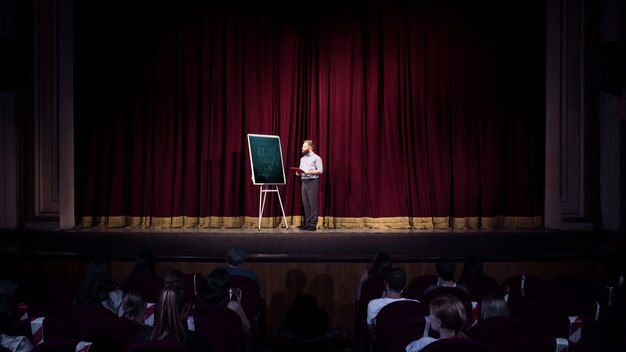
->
<box><xmin>405</xmin><ymin>294</ymin><xmax>469</xmax><ymax>352</ymax></box>
<box><xmin>74</xmin><ymin>257</ymin><xmax>124</xmax><ymax>316</ymax></box>
<box><xmin>134</xmin><ymin>282</ymin><xmax>208</xmax><ymax>351</ymax></box>
<box><xmin>150</xmin><ymin>284</ymin><xmax>188</xmax><ymax>342</ymax></box>
<box><xmin>478</xmin><ymin>293</ymin><xmax>509</xmax><ymax>321</ymax></box>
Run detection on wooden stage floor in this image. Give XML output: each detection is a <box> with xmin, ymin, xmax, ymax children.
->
<box><xmin>2</xmin><ymin>228</ymin><xmax>624</xmax><ymax>263</ymax></box>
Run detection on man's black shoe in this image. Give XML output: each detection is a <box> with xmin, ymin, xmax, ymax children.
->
<box><xmin>306</xmin><ymin>226</ymin><xmax>317</xmax><ymax>231</ymax></box>
<box><xmin>299</xmin><ymin>226</ymin><xmax>309</xmax><ymax>231</ymax></box>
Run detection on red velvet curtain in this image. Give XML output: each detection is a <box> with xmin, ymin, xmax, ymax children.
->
<box><xmin>75</xmin><ymin>0</ymin><xmax>545</xmax><ymax>228</ymax></box>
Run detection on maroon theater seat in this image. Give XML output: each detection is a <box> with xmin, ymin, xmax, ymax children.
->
<box><xmin>124</xmin><ymin>340</ymin><xmax>193</xmax><ymax>352</ymax></box>
<box><xmin>374</xmin><ymin>300</ymin><xmax>427</xmax><ymax>352</ymax></box>
<box><xmin>466</xmin><ymin>316</ymin><xmax>536</xmax><ymax>352</ymax></box>
<box><xmin>420</xmin><ymin>338</ymin><xmax>489</xmax><ymax>352</ymax></box>
<box><xmin>82</xmin><ymin>317</ymin><xmax>142</xmax><ymax>351</ymax></box>
<box><xmin>403</xmin><ymin>275</ymin><xmax>439</xmax><ymax>301</ymax></box>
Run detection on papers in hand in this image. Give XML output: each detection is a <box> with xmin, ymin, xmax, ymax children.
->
<box><xmin>290</xmin><ymin>167</ymin><xmax>305</xmax><ymax>173</ymax></box>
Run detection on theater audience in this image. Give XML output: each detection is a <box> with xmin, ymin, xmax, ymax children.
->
<box><xmin>197</xmin><ymin>268</ymin><xmax>250</xmax><ymax>334</ymax></box>
<box><xmin>74</xmin><ymin>257</ymin><xmax>125</xmax><ymax>316</ymax></box>
<box><xmin>367</xmin><ymin>268</ymin><xmax>417</xmax><ymax>328</ymax></box>
<box><xmin>0</xmin><ymin>293</ymin><xmax>33</xmax><ymax>352</ymax></box>
<box><xmin>478</xmin><ymin>293</ymin><xmax>509</xmax><ymax>321</ymax></box>
<box><xmin>356</xmin><ymin>252</ymin><xmax>392</xmax><ymax>301</ymax></box>
<box><xmin>405</xmin><ymin>294</ymin><xmax>469</xmax><ymax>352</ymax></box>
<box><xmin>423</xmin><ymin>257</ymin><xmax>469</xmax><ymax>295</ymax></box>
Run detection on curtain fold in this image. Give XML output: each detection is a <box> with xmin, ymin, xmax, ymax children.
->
<box><xmin>75</xmin><ymin>0</ymin><xmax>545</xmax><ymax>229</ymax></box>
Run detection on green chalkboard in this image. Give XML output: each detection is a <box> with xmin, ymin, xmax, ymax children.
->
<box><xmin>247</xmin><ymin>134</ymin><xmax>287</xmax><ymax>185</ymax></box>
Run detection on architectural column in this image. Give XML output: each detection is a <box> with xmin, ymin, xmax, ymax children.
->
<box><xmin>545</xmin><ymin>0</ymin><xmax>594</xmax><ymax>230</ymax></box>
<box><xmin>26</xmin><ymin>0</ymin><xmax>74</xmax><ymax>230</ymax></box>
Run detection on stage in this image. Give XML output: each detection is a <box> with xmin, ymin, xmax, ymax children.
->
<box><xmin>2</xmin><ymin>228</ymin><xmax>623</xmax><ymax>263</ymax></box>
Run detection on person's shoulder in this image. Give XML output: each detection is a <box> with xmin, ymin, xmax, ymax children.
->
<box><xmin>455</xmin><ymin>282</ymin><xmax>470</xmax><ymax>292</ymax></box>
<box><xmin>0</xmin><ymin>334</ymin><xmax>35</xmax><ymax>352</ymax></box>
<box><xmin>406</xmin><ymin>337</ymin><xmax>437</xmax><ymax>352</ymax></box>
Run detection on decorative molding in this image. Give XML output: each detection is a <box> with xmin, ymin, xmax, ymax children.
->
<box><xmin>545</xmin><ymin>0</ymin><xmax>593</xmax><ymax>230</ymax></box>
<box><xmin>29</xmin><ymin>0</ymin><xmax>74</xmax><ymax>229</ymax></box>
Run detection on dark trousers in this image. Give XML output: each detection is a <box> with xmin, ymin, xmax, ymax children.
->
<box><xmin>301</xmin><ymin>179</ymin><xmax>319</xmax><ymax>227</ymax></box>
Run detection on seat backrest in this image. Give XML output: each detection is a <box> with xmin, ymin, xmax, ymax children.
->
<box><xmin>82</xmin><ymin>317</ymin><xmax>142</xmax><ymax>350</ymax></box>
<box><xmin>404</xmin><ymin>275</ymin><xmax>439</xmax><ymax>301</ymax></box>
<box><xmin>389</xmin><ymin>316</ymin><xmax>430</xmax><ymax>352</ymax></box>
<box><xmin>190</xmin><ymin>304</ymin><xmax>246</xmax><ymax>352</ymax></box>
<box><xmin>229</xmin><ymin>274</ymin><xmax>261</xmax><ymax>321</ymax></box>
<box><xmin>31</xmin><ymin>338</ymin><xmax>80</xmax><ymax>352</ymax></box>
<box><xmin>59</xmin><ymin>304</ymin><xmax>116</xmax><ymax>337</ymax></box>
<box><xmin>375</xmin><ymin>300</ymin><xmax>427</xmax><ymax>352</ymax></box>
<box><xmin>540</xmin><ymin>316</ymin><xmax>609</xmax><ymax>352</ymax></box>
<box><xmin>43</xmin><ymin>316</ymin><xmax>80</xmax><ymax>341</ymax></box>
<box><xmin>457</xmin><ymin>275</ymin><xmax>499</xmax><ymax>301</ymax></box>
<box><xmin>466</xmin><ymin>316</ymin><xmax>536</xmax><ymax>352</ymax></box>
<box><xmin>191</xmin><ymin>315</ymin><xmax>237</xmax><ymax>352</ymax></box>
<box><xmin>517</xmin><ymin>337</ymin><xmax>583</xmax><ymax>352</ymax></box>
<box><xmin>501</xmin><ymin>274</ymin><xmax>545</xmax><ymax>303</ymax></box>
<box><xmin>123</xmin><ymin>340</ymin><xmax>193</xmax><ymax>352</ymax></box>
<box><xmin>549</xmin><ymin>275</ymin><xmax>591</xmax><ymax>295</ymax></box>
<box><xmin>420</xmin><ymin>337</ymin><xmax>489</xmax><ymax>352</ymax></box>
<box><xmin>508</xmin><ymin>299</ymin><xmax>560</xmax><ymax>330</ymax></box>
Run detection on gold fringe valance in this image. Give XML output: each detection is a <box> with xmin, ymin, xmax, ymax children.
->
<box><xmin>78</xmin><ymin>215</ymin><xmax>542</xmax><ymax>230</ymax></box>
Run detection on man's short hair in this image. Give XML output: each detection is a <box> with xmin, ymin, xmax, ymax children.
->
<box><xmin>436</xmin><ymin>257</ymin><xmax>456</xmax><ymax>281</ymax></box>
<box><xmin>386</xmin><ymin>268</ymin><xmax>407</xmax><ymax>293</ymax></box>
<box><xmin>227</xmin><ymin>246</ymin><xmax>246</xmax><ymax>266</ymax></box>
<box><xmin>304</xmin><ymin>140</ymin><xmax>314</xmax><ymax>149</ymax></box>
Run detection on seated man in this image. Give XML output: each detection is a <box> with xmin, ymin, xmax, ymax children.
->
<box><xmin>423</xmin><ymin>257</ymin><xmax>469</xmax><ymax>296</ymax></box>
<box><xmin>366</xmin><ymin>268</ymin><xmax>417</xmax><ymax>328</ymax></box>
<box><xmin>225</xmin><ymin>246</ymin><xmax>265</xmax><ymax>300</ymax></box>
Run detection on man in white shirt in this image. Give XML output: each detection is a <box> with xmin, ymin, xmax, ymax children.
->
<box><xmin>297</xmin><ymin>140</ymin><xmax>323</xmax><ymax>231</ymax></box>
<box><xmin>367</xmin><ymin>268</ymin><xmax>418</xmax><ymax>328</ymax></box>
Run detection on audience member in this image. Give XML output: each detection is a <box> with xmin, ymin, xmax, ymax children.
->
<box><xmin>478</xmin><ymin>293</ymin><xmax>509</xmax><ymax>321</ymax></box>
<box><xmin>127</xmin><ymin>250</ymin><xmax>157</xmax><ymax>277</ymax></box>
<box><xmin>123</xmin><ymin>290</ymin><xmax>147</xmax><ymax>324</ymax></box>
<box><xmin>405</xmin><ymin>294</ymin><xmax>469</xmax><ymax>352</ymax></box>
<box><xmin>122</xmin><ymin>250</ymin><xmax>163</xmax><ymax>302</ymax></box>
<box><xmin>197</xmin><ymin>268</ymin><xmax>250</xmax><ymax>334</ymax></box>
<box><xmin>164</xmin><ymin>269</ymin><xmax>185</xmax><ymax>287</ymax></box>
<box><xmin>0</xmin><ymin>292</ymin><xmax>34</xmax><ymax>352</ymax></box>
<box><xmin>356</xmin><ymin>252</ymin><xmax>392</xmax><ymax>301</ymax></box>
<box><xmin>461</xmin><ymin>257</ymin><xmax>484</xmax><ymax>279</ymax></box>
<box><xmin>423</xmin><ymin>257</ymin><xmax>469</xmax><ymax>295</ymax></box>
<box><xmin>135</xmin><ymin>282</ymin><xmax>209</xmax><ymax>351</ymax></box>
<box><xmin>74</xmin><ymin>257</ymin><xmax>124</xmax><ymax>316</ymax></box>
<box><xmin>225</xmin><ymin>246</ymin><xmax>265</xmax><ymax>300</ymax></box>
<box><xmin>367</xmin><ymin>268</ymin><xmax>417</xmax><ymax>328</ymax></box>
<box><xmin>0</xmin><ymin>281</ymin><xmax>16</xmax><ymax>296</ymax></box>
